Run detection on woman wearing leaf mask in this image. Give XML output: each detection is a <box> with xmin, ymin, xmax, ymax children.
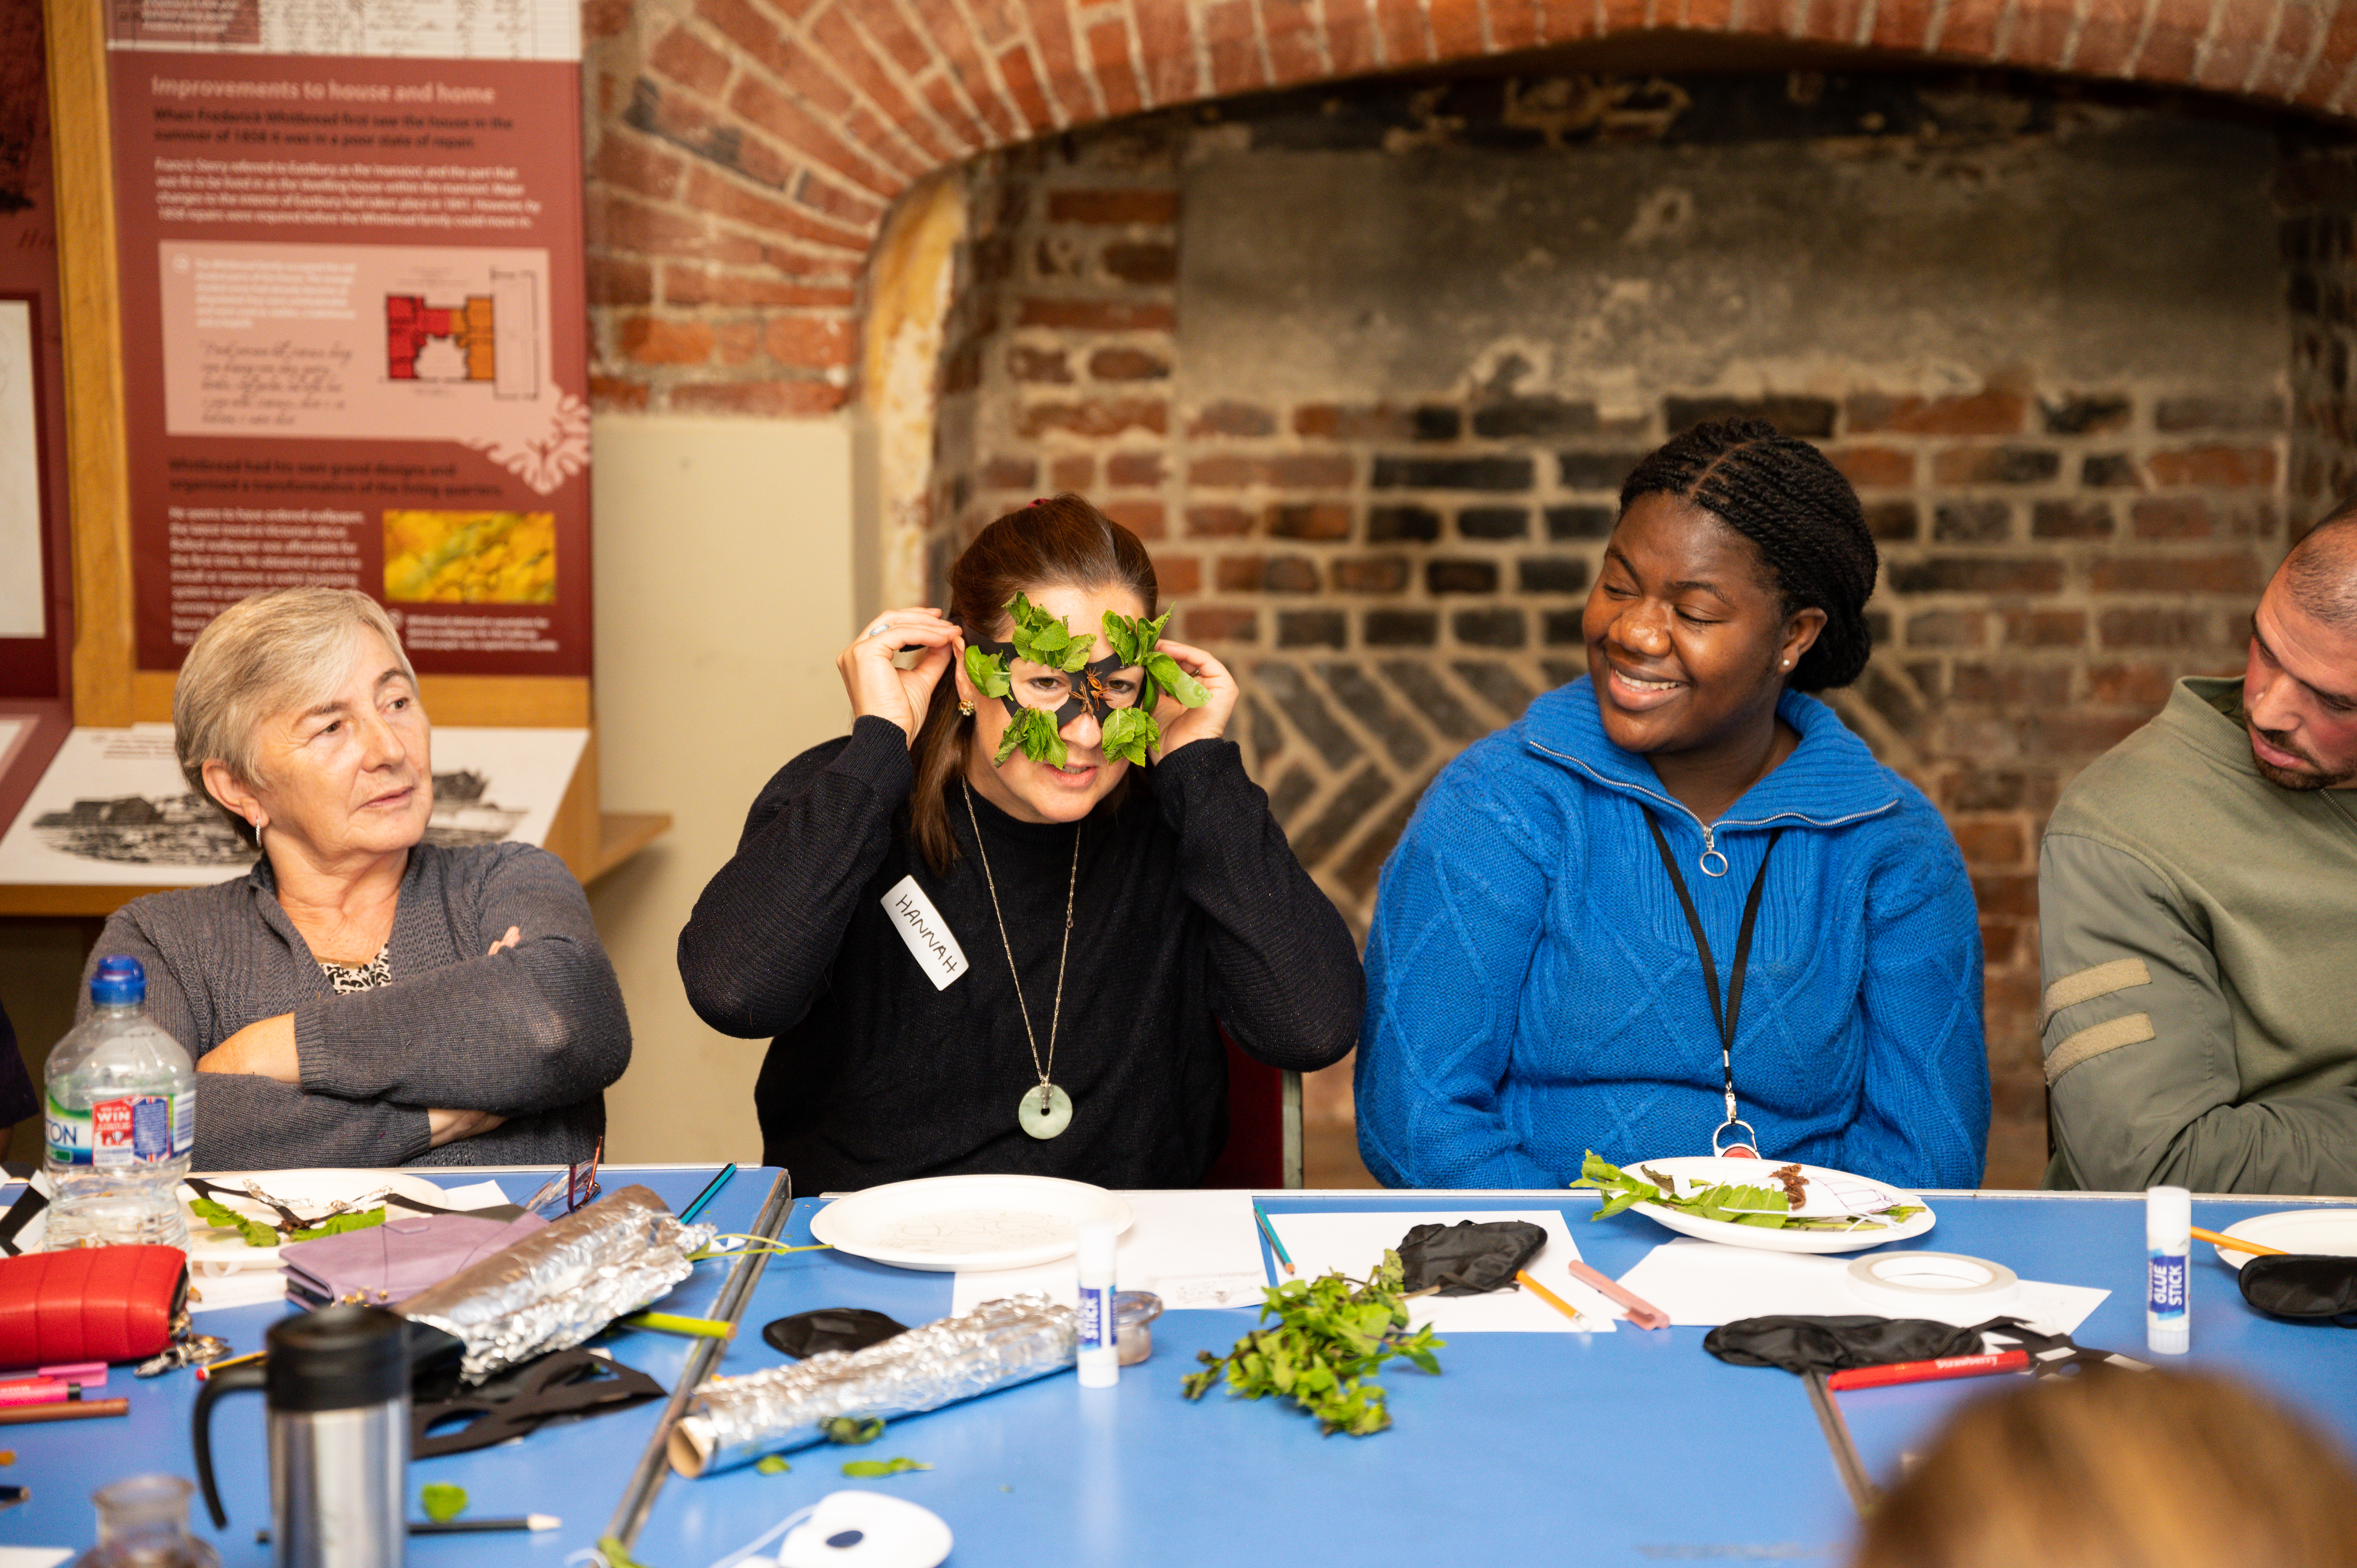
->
<box><xmin>680</xmin><ymin>495</ymin><xmax>1360</xmax><ymax>1189</ymax></box>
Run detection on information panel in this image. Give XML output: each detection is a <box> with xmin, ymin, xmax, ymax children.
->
<box><xmin>106</xmin><ymin>0</ymin><xmax>591</xmax><ymax>676</ymax></box>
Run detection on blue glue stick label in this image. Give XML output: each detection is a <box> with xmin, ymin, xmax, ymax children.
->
<box><xmin>1078</xmin><ymin>1284</ymin><xmax>1113</xmax><ymax>1351</ymax></box>
<box><xmin>2148</xmin><ymin>1250</ymin><xmax>2187</xmax><ymax>1319</ymax></box>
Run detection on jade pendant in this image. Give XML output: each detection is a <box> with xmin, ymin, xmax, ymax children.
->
<box><xmin>1018</xmin><ymin>1082</ymin><xmax>1074</xmax><ymax>1139</ymax></box>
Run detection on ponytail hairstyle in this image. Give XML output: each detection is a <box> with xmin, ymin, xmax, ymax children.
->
<box><xmin>908</xmin><ymin>494</ymin><xmax>1160</xmax><ymax>872</ymax></box>
<box><xmin>1617</xmin><ymin>418</ymin><xmax>1878</xmax><ymax>692</ymax></box>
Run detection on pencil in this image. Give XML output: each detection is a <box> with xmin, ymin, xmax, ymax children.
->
<box><xmin>0</xmin><ymin>1397</ymin><xmax>127</xmax><ymax>1426</ymax></box>
<box><xmin>1514</xmin><ymin>1269</ymin><xmax>1590</xmax><ymax>1329</ymax></box>
<box><xmin>680</xmin><ymin>1164</ymin><xmax>738</xmax><ymax>1225</ymax></box>
<box><xmin>619</xmin><ymin>1311</ymin><xmax>735</xmax><ymax>1339</ymax></box>
<box><xmin>2193</xmin><ymin>1225</ymin><xmax>2287</xmax><ymax>1257</ymax></box>
<box><xmin>257</xmin><ymin>1517</ymin><xmax>559</xmax><ymax>1543</ymax></box>
<box><xmin>1251</xmin><ymin>1203</ymin><xmax>1295</xmax><ymax>1275</ymax></box>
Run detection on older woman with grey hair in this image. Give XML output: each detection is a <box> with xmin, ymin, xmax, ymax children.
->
<box><xmin>78</xmin><ymin>587</ymin><xmax>630</xmax><ymax>1167</ymax></box>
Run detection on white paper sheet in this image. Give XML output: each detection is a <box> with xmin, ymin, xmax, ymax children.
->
<box><xmin>438</xmin><ymin>1179</ymin><xmax>512</xmax><ymax>1210</ymax></box>
<box><xmin>189</xmin><ymin>1269</ymin><xmax>292</xmax><ymax>1313</ymax></box>
<box><xmin>951</xmin><ymin>1190</ymin><xmax>1266</xmax><ymax>1314</ymax></box>
<box><xmin>1614</xmin><ymin>1239</ymin><xmax>2108</xmax><ymax>1336</ymax></box>
<box><xmin>1268</xmin><ymin>1210</ymin><xmax>1619</xmax><ymax>1333</ymax></box>
<box><xmin>0</xmin><ymin>1548</ymin><xmax>75</xmax><ymax>1568</ymax></box>
<box><xmin>0</xmin><ymin>725</ymin><xmax>586</xmax><ymax>885</ymax></box>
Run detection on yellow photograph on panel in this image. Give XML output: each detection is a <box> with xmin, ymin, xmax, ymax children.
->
<box><xmin>383</xmin><ymin>510</ymin><xmax>557</xmax><ymax>604</ymax></box>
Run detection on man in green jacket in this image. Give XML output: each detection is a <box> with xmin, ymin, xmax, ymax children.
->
<box><xmin>2041</xmin><ymin>510</ymin><xmax>2357</xmax><ymax>1194</ymax></box>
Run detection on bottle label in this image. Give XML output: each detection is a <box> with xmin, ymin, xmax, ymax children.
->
<box><xmin>2147</xmin><ymin>1249</ymin><xmax>2187</xmax><ymax>1320</ymax></box>
<box><xmin>1078</xmin><ymin>1283</ymin><xmax>1112</xmax><ymax>1351</ymax></box>
<box><xmin>48</xmin><ymin>1090</ymin><xmax>187</xmax><ymax>1167</ymax></box>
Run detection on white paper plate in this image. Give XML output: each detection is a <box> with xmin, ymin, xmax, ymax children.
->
<box><xmin>1606</xmin><ymin>1155</ymin><xmax>1937</xmax><ymax>1255</ymax></box>
<box><xmin>2214</xmin><ymin>1208</ymin><xmax>2357</xmax><ymax>1271</ymax></box>
<box><xmin>180</xmin><ymin>1170</ymin><xmax>454</xmax><ymax>1275</ymax></box>
<box><xmin>811</xmin><ymin>1174</ymin><xmax>1135</xmax><ymax>1273</ymax></box>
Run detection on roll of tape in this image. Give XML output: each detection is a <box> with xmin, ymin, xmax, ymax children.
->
<box><xmin>1846</xmin><ymin>1251</ymin><xmax>2020</xmax><ymax>1317</ymax></box>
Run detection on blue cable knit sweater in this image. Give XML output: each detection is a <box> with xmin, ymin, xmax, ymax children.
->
<box><xmin>1355</xmin><ymin>678</ymin><xmax>1989</xmax><ymax>1192</ymax></box>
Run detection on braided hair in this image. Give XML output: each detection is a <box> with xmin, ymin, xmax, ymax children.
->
<box><xmin>1617</xmin><ymin>418</ymin><xmax>1878</xmax><ymax>691</ymax></box>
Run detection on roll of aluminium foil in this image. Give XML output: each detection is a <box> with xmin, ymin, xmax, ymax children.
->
<box><xmin>671</xmin><ymin>1295</ymin><xmax>1076</xmax><ymax>1476</ymax></box>
<box><xmin>398</xmin><ymin>1184</ymin><xmax>716</xmax><ymax>1381</ymax></box>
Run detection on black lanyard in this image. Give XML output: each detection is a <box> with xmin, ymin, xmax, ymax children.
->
<box><xmin>1643</xmin><ymin>814</ymin><xmax>1785</xmax><ymax>1155</ymax></box>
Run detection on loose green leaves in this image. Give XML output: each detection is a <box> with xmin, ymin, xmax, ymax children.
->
<box><xmin>1568</xmin><ymin>1151</ymin><xmax>1924</xmax><ymax>1233</ymax></box>
<box><xmin>1142</xmin><ymin>651</ymin><xmax>1207</xmax><ymax>709</ymax></box>
<box><xmin>1007</xmin><ymin>593</ymin><xmax>1094</xmax><ymax>672</ymax></box>
<box><xmin>841</xmin><ymin>1457</ymin><xmax>931</xmax><ymax>1478</ymax></box>
<box><xmin>1180</xmin><ymin>1250</ymin><xmax>1443</xmax><ymax>1437</ymax></box>
<box><xmin>963</xmin><ymin>645</ymin><xmax>1011</xmax><ymax>700</ymax></box>
<box><xmin>188</xmin><ymin>1196</ymin><xmax>385</xmax><ymax>1248</ymax></box>
<box><xmin>755</xmin><ymin>1455</ymin><xmax>792</xmax><ymax>1476</ymax></box>
<box><xmin>420</xmin><ymin>1484</ymin><xmax>468</xmax><ymax>1523</ymax></box>
<box><xmin>824</xmin><ymin>1416</ymin><xmax>886</xmax><ymax>1446</ymax></box>
<box><xmin>994</xmin><ymin>706</ymin><xmax>1067</xmax><ymax>768</ymax></box>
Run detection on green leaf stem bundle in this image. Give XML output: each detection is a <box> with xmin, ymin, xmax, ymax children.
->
<box><xmin>189</xmin><ymin>1195</ymin><xmax>386</xmax><ymax>1248</ymax></box>
<box><xmin>1568</xmin><ymin>1151</ymin><xmax>1925</xmax><ymax>1232</ymax></box>
<box><xmin>1181</xmin><ymin>1251</ymin><xmax>1443</xmax><ymax>1437</ymax></box>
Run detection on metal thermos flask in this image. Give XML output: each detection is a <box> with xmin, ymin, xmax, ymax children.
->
<box><xmin>192</xmin><ymin>1305</ymin><xmax>408</xmax><ymax>1568</ymax></box>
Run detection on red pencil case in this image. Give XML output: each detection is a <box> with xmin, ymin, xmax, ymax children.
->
<box><xmin>0</xmin><ymin>1246</ymin><xmax>189</xmax><ymax>1368</ymax></box>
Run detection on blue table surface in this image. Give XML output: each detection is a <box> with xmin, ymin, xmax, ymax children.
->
<box><xmin>5</xmin><ymin>1169</ymin><xmax>2355</xmax><ymax>1567</ymax></box>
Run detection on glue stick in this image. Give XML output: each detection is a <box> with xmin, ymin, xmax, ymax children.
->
<box><xmin>1076</xmin><ymin>1221</ymin><xmax>1119</xmax><ymax>1388</ymax></box>
<box><xmin>2146</xmin><ymin>1185</ymin><xmax>2190</xmax><ymax>1356</ymax></box>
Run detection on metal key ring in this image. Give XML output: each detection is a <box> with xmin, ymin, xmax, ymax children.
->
<box><xmin>1699</xmin><ymin>849</ymin><xmax>1731</xmax><ymax>878</ymax></box>
<box><xmin>1712</xmin><ymin>1118</ymin><xmax>1760</xmax><ymax>1158</ymax></box>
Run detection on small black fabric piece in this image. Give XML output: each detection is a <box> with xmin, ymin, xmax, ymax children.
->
<box><xmin>764</xmin><ymin>1308</ymin><xmax>910</xmax><ymax>1360</ymax></box>
<box><xmin>2237</xmin><ymin>1254</ymin><xmax>2357</xmax><ymax>1325</ymax></box>
<box><xmin>1395</xmin><ymin>1220</ymin><xmax>1549</xmax><ymax>1297</ymax></box>
<box><xmin>410</xmin><ymin>1347</ymin><xmax>663</xmax><ymax>1457</ymax></box>
<box><xmin>1704</xmin><ymin>1314</ymin><xmax>1990</xmax><ymax>1375</ymax></box>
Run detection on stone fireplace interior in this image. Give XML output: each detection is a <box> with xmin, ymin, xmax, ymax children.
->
<box><xmin>587</xmin><ymin>1</ymin><xmax>2357</xmax><ymax>1187</ymax></box>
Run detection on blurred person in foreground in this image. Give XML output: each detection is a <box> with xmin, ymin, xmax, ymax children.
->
<box><xmin>1851</xmin><ymin>1366</ymin><xmax>2357</xmax><ymax>1568</ymax></box>
<box><xmin>2042</xmin><ymin>505</ymin><xmax>2357</xmax><ymax>1192</ymax></box>
<box><xmin>80</xmin><ymin>588</ymin><xmax>630</xmax><ymax>1167</ymax></box>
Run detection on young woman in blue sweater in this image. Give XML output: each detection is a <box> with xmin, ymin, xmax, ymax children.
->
<box><xmin>1355</xmin><ymin>419</ymin><xmax>1989</xmax><ymax>1191</ymax></box>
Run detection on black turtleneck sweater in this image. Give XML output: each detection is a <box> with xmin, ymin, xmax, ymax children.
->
<box><xmin>677</xmin><ymin>717</ymin><xmax>1362</xmax><ymax>1191</ymax></box>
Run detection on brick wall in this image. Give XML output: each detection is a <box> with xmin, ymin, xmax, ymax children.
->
<box><xmin>924</xmin><ymin>71</ymin><xmax>2298</xmax><ymax>1187</ymax></box>
<box><xmin>579</xmin><ymin>0</ymin><xmax>2357</xmax><ymax>417</ymax></box>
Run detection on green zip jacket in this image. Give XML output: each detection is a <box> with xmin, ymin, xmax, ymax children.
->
<box><xmin>2040</xmin><ymin>676</ymin><xmax>2357</xmax><ymax>1195</ymax></box>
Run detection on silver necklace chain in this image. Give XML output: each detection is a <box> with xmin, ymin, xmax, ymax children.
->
<box><xmin>962</xmin><ymin>782</ymin><xmax>1081</xmax><ymax>1095</ymax></box>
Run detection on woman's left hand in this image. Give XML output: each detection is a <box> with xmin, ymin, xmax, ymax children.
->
<box><xmin>1152</xmin><ymin>639</ymin><xmax>1237</xmax><ymax>759</ymax></box>
<box><xmin>196</xmin><ymin>1014</ymin><xmax>300</xmax><ymax>1083</ymax></box>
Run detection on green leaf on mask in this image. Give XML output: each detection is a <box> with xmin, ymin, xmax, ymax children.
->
<box><xmin>1007</xmin><ymin>593</ymin><xmax>1094</xmax><ymax>673</ymax></box>
<box><xmin>1100</xmin><ymin>706</ymin><xmax>1160</xmax><ymax>766</ymax></box>
<box><xmin>994</xmin><ymin>707</ymin><xmax>1068</xmax><ymax>769</ymax></box>
<box><xmin>963</xmin><ymin>645</ymin><xmax>1010</xmax><ymax>699</ymax></box>
<box><xmin>1142</xmin><ymin>651</ymin><xmax>1207</xmax><ymax>708</ymax></box>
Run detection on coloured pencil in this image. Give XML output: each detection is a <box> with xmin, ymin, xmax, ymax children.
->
<box><xmin>1251</xmin><ymin>1203</ymin><xmax>1295</xmax><ymax>1275</ymax></box>
<box><xmin>0</xmin><ymin>1397</ymin><xmax>126</xmax><ymax>1426</ymax></box>
<box><xmin>680</xmin><ymin>1164</ymin><xmax>738</xmax><ymax>1224</ymax></box>
<box><xmin>1514</xmin><ymin>1269</ymin><xmax>1591</xmax><ymax>1329</ymax></box>
<box><xmin>1825</xmin><ymin>1349</ymin><xmax>2031</xmax><ymax>1391</ymax></box>
<box><xmin>258</xmin><ymin>1517</ymin><xmax>560</xmax><ymax>1543</ymax></box>
<box><xmin>2193</xmin><ymin>1225</ymin><xmax>2287</xmax><ymax>1257</ymax></box>
<box><xmin>620</xmin><ymin>1311</ymin><xmax>735</xmax><ymax>1339</ymax></box>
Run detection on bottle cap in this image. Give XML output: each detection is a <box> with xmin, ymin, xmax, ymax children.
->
<box><xmin>1075</xmin><ymin>1221</ymin><xmax>1118</xmax><ymax>1274</ymax></box>
<box><xmin>2146</xmin><ymin>1185</ymin><xmax>2191</xmax><ymax>1242</ymax></box>
<box><xmin>89</xmin><ymin>955</ymin><xmax>146</xmax><ymax>1007</ymax></box>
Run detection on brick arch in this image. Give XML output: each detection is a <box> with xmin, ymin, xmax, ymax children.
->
<box><xmin>585</xmin><ymin>0</ymin><xmax>2357</xmax><ymax>412</ymax></box>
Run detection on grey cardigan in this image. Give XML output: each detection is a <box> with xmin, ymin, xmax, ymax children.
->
<box><xmin>80</xmin><ymin>842</ymin><xmax>631</xmax><ymax>1169</ymax></box>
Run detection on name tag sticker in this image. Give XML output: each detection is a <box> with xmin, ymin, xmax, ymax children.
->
<box><xmin>881</xmin><ymin>875</ymin><xmax>968</xmax><ymax>990</ymax></box>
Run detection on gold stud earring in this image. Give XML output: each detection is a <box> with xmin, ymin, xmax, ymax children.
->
<box><xmin>958</xmin><ymin>699</ymin><xmax>975</xmax><ymax>717</ymax></box>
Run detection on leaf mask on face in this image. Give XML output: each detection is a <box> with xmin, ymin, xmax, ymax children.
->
<box><xmin>966</xmin><ymin>596</ymin><xmax>1206</xmax><ymax>768</ymax></box>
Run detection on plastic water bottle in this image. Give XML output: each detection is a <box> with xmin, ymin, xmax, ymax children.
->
<box><xmin>43</xmin><ymin>956</ymin><xmax>194</xmax><ymax>1250</ymax></box>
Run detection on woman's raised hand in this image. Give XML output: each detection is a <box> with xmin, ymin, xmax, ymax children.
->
<box><xmin>1151</xmin><ymin>639</ymin><xmax>1237</xmax><ymax>758</ymax></box>
<box><xmin>838</xmin><ymin>607</ymin><xmax>959</xmax><ymax>746</ymax></box>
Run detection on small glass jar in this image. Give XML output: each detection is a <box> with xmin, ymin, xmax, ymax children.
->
<box><xmin>1113</xmin><ymin>1290</ymin><xmax>1165</xmax><ymax>1366</ymax></box>
<box><xmin>72</xmin><ymin>1475</ymin><xmax>220</xmax><ymax>1568</ymax></box>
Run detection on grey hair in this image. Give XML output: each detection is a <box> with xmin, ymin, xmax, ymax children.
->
<box><xmin>173</xmin><ymin>588</ymin><xmax>419</xmax><ymax>844</ymax></box>
<box><xmin>2282</xmin><ymin>507</ymin><xmax>2357</xmax><ymax>632</ymax></box>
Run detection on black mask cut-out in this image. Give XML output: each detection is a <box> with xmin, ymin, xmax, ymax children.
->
<box><xmin>971</xmin><ymin>641</ymin><xmax>1133</xmax><ymax>728</ymax></box>
<box><xmin>410</xmin><ymin>1347</ymin><xmax>664</xmax><ymax>1457</ymax></box>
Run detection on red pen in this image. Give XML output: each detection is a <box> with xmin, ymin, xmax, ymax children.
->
<box><xmin>1825</xmin><ymin>1349</ymin><xmax>2032</xmax><ymax>1391</ymax></box>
